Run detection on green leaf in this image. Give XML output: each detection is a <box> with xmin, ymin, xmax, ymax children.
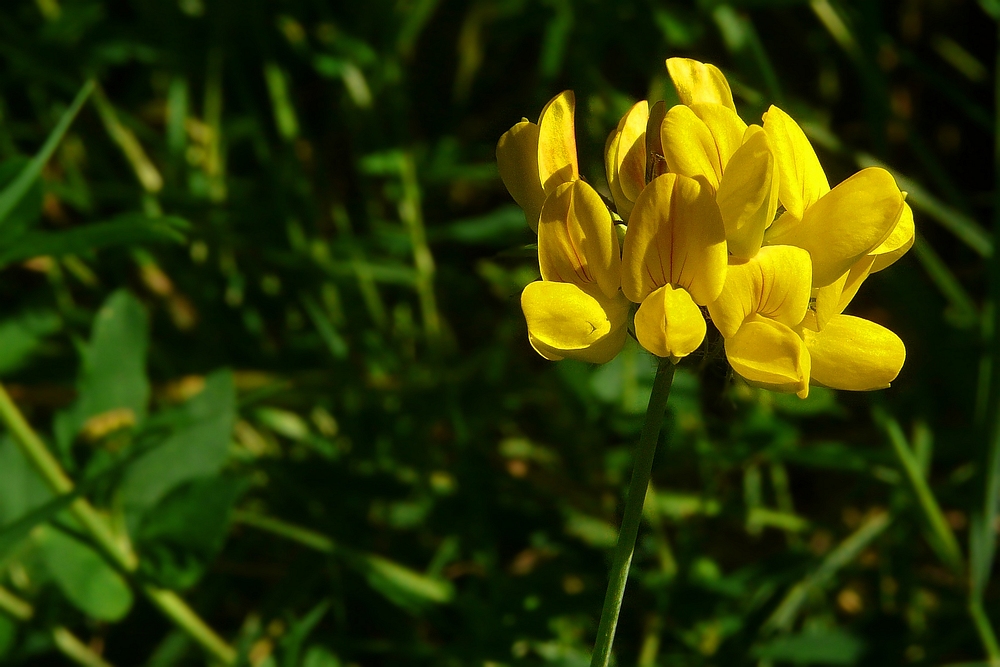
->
<box><xmin>979</xmin><ymin>0</ymin><xmax>1000</xmax><ymax>20</ymax></box>
<box><xmin>753</xmin><ymin>628</ymin><xmax>864</xmax><ymax>665</ymax></box>
<box><xmin>0</xmin><ymin>80</ymin><xmax>93</xmax><ymax>227</ymax></box>
<box><xmin>36</xmin><ymin>525</ymin><xmax>133</xmax><ymax>621</ymax></box>
<box><xmin>135</xmin><ymin>476</ymin><xmax>245</xmax><ymax>590</ymax></box>
<box><xmin>280</xmin><ymin>601</ymin><xmax>329</xmax><ymax>667</ymax></box>
<box><xmin>0</xmin><ymin>214</ymin><xmax>189</xmax><ymax>268</ymax></box>
<box><xmin>0</xmin><ymin>436</ymin><xmax>52</xmax><ymax>526</ymax></box>
<box><xmin>0</xmin><ymin>309</ymin><xmax>62</xmax><ymax>376</ymax></box>
<box><xmin>54</xmin><ymin>290</ymin><xmax>150</xmax><ymax>450</ymax></box>
<box><xmin>301</xmin><ymin>646</ymin><xmax>342</xmax><ymax>667</ymax></box>
<box><xmin>0</xmin><ymin>614</ymin><xmax>15</xmax><ymax>659</ymax></box>
<box><xmin>348</xmin><ymin>551</ymin><xmax>454</xmax><ymax>613</ymax></box>
<box><xmin>118</xmin><ymin>370</ymin><xmax>236</xmax><ymax>520</ymax></box>
<box><xmin>0</xmin><ymin>159</ymin><xmax>44</xmax><ymax>242</ymax></box>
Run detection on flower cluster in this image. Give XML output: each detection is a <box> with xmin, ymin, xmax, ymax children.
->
<box><xmin>497</xmin><ymin>59</ymin><xmax>912</xmax><ymax>398</ymax></box>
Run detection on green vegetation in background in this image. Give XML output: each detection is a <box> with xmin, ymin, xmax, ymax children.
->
<box><xmin>0</xmin><ymin>0</ymin><xmax>995</xmax><ymax>665</ymax></box>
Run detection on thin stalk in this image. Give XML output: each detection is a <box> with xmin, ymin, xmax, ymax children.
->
<box><xmin>880</xmin><ymin>411</ymin><xmax>964</xmax><ymax>575</ymax></box>
<box><xmin>0</xmin><ymin>383</ymin><xmax>236</xmax><ymax>665</ymax></box>
<box><xmin>51</xmin><ymin>627</ymin><xmax>114</xmax><ymax>667</ymax></box>
<box><xmin>0</xmin><ymin>585</ymin><xmax>33</xmax><ymax>621</ymax></box>
<box><xmin>971</xmin><ymin>598</ymin><xmax>1000</xmax><ymax>665</ymax></box>
<box><xmin>590</xmin><ymin>357</ymin><xmax>676</xmax><ymax>667</ymax></box>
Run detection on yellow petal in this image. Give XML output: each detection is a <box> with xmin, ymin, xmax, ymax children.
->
<box><xmin>809</xmin><ymin>254</ymin><xmax>877</xmax><ymax>331</ymax></box>
<box><xmin>497</xmin><ymin>121</ymin><xmax>545</xmax><ymax>232</ymax></box>
<box><xmin>645</xmin><ymin>100</ymin><xmax>668</xmax><ymax>181</ymax></box>
<box><xmin>665</xmin><ymin>58</ymin><xmax>736</xmax><ymax>112</ymax></box>
<box><xmin>615</xmin><ymin>101</ymin><xmax>649</xmax><ymax>203</ymax></box>
<box><xmin>871</xmin><ymin>201</ymin><xmax>914</xmax><ymax>273</ymax></box>
<box><xmin>726</xmin><ymin>314</ymin><xmax>811</xmax><ymax>398</ymax></box>
<box><xmin>521</xmin><ymin>281</ymin><xmax>628</xmax><ymax>363</ymax></box>
<box><xmin>762</xmin><ymin>105</ymin><xmax>829</xmax><ymax>219</ymax></box>
<box><xmin>660</xmin><ymin>104</ymin><xmax>745</xmax><ymax>189</ymax></box>
<box><xmin>537</xmin><ymin>91</ymin><xmax>580</xmax><ymax>195</ymax></box>
<box><xmin>804</xmin><ymin>315</ymin><xmax>905</xmax><ymax>390</ymax></box>
<box><xmin>690</xmin><ymin>103</ymin><xmax>747</xmax><ymax>165</ymax></box>
<box><xmin>707</xmin><ymin>245</ymin><xmax>812</xmax><ymax>338</ymax></box>
<box><xmin>634</xmin><ymin>284</ymin><xmax>707</xmax><ymax>362</ymax></box>
<box><xmin>716</xmin><ymin>126</ymin><xmax>779</xmax><ymax>259</ymax></box>
<box><xmin>621</xmin><ymin>173</ymin><xmax>728</xmax><ymax>305</ymax></box>
<box><xmin>604</xmin><ymin>124</ymin><xmax>631</xmax><ymax>219</ymax></box>
<box><xmin>538</xmin><ymin>180</ymin><xmax>621</xmax><ymax>299</ymax></box>
<box><xmin>661</xmin><ymin>105</ymin><xmax>720</xmax><ymax>188</ymax></box>
<box><xmin>765</xmin><ymin>167</ymin><xmax>905</xmax><ymax>287</ymax></box>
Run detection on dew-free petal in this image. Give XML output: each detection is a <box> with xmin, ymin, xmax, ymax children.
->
<box><xmin>708</xmin><ymin>245</ymin><xmax>812</xmax><ymax>339</ymax></box>
<box><xmin>666</xmin><ymin>58</ymin><xmax>737</xmax><ymax>112</ymax></box>
<box><xmin>726</xmin><ymin>314</ymin><xmax>811</xmax><ymax>398</ymax></box>
<box><xmin>615</xmin><ymin>101</ymin><xmax>649</xmax><ymax>203</ymax></box>
<box><xmin>871</xmin><ymin>202</ymin><xmax>914</xmax><ymax>273</ymax></box>
<box><xmin>762</xmin><ymin>105</ymin><xmax>830</xmax><ymax>219</ymax></box>
<box><xmin>621</xmin><ymin>173</ymin><xmax>728</xmax><ymax>305</ymax></box>
<box><xmin>805</xmin><ymin>314</ymin><xmax>905</xmax><ymax>390</ymax></box>
<box><xmin>716</xmin><ymin>126</ymin><xmax>779</xmax><ymax>259</ymax></box>
<box><xmin>537</xmin><ymin>91</ymin><xmax>580</xmax><ymax>195</ymax></box>
<box><xmin>521</xmin><ymin>281</ymin><xmax>628</xmax><ymax>363</ymax></box>
<box><xmin>634</xmin><ymin>284</ymin><xmax>707</xmax><ymax>362</ymax></box>
<box><xmin>661</xmin><ymin>105</ymin><xmax>722</xmax><ymax>188</ymax></box>
<box><xmin>497</xmin><ymin>121</ymin><xmax>545</xmax><ymax>232</ymax></box>
<box><xmin>765</xmin><ymin>167</ymin><xmax>905</xmax><ymax>287</ymax></box>
<box><xmin>538</xmin><ymin>180</ymin><xmax>621</xmax><ymax>299</ymax></box>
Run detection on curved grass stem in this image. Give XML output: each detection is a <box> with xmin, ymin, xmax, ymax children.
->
<box><xmin>590</xmin><ymin>357</ymin><xmax>675</xmax><ymax>667</ymax></box>
<box><xmin>0</xmin><ymin>382</ymin><xmax>236</xmax><ymax>665</ymax></box>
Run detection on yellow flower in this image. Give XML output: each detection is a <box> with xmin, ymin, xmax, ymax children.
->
<box><xmin>498</xmin><ymin>57</ymin><xmax>911</xmax><ymax>394</ymax></box>
<box><xmin>660</xmin><ymin>59</ymin><xmax>780</xmax><ymax>260</ymax></box>
<box><xmin>522</xmin><ymin>180</ymin><xmax>629</xmax><ymax>363</ymax></box>
<box><xmin>621</xmin><ymin>173</ymin><xmax>727</xmax><ymax>362</ymax></box>
<box><xmin>665</xmin><ymin>60</ymin><xmax>912</xmax><ymax>395</ymax></box>
<box><xmin>707</xmin><ymin>245</ymin><xmax>815</xmax><ymax>397</ymax></box>
<box><xmin>496</xmin><ymin>91</ymin><xmax>579</xmax><ymax>232</ymax></box>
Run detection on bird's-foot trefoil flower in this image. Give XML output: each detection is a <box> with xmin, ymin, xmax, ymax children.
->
<box><xmin>621</xmin><ymin>173</ymin><xmax>727</xmax><ymax>362</ymax></box>
<box><xmin>497</xmin><ymin>91</ymin><xmax>579</xmax><ymax>232</ymax></box>
<box><xmin>497</xmin><ymin>56</ymin><xmax>913</xmax><ymax>399</ymax></box>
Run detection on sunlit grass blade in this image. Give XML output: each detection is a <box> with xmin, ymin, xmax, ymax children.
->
<box><xmin>0</xmin><ymin>79</ymin><xmax>93</xmax><ymax>226</ymax></box>
<box><xmin>764</xmin><ymin>511</ymin><xmax>891</xmax><ymax>633</ymax></box>
<box><xmin>875</xmin><ymin>408</ymin><xmax>964</xmax><ymax>575</ymax></box>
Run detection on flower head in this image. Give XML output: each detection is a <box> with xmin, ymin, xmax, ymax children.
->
<box><xmin>497</xmin><ymin>58</ymin><xmax>912</xmax><ymax>398</ymax></box>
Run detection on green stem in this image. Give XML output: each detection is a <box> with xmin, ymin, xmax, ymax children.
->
<box><xmin>971</xmin><ymin>599</ymin><xmax>1000</xmax><ymax>666</ymax></box>
<box><xmin>0</xmin><ymin>383</ymin><xmax>236</xmax><ymax>665</ymax></box>
<box><xmin>590</xmin><ymin>357</ymin><xmax>676</xmax><ymax>667</ymax></box>
<box><xmin>880</xmin><ymin>411</ymin><xmax>964</xmax><ymax>576</ymax></box>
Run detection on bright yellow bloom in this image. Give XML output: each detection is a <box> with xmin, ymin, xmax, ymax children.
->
<box><xmin>707</xmin><ymin>246</ymin><xmax>813</xmax><ymax>397</ymax></box>
<box><xmin>523</xmin><ymin>180</ymin><xmax>629</xmax><ymax>363</ymax></box>
<box><xmin>660</xmin><ymin>59</ymin><xmax>780</xmax><ymax>260</ymax></box>
<box><xmin>621</xmin><ymin>173</ymin><xmax>727</xmax><ymax>362</ymax></box>
<box><xmin>496</xmin><ymin>91</ymin><xmax>579</xmax><ymax>231</ymax></box>
<box><xmin>497</xmin><ymin>58</ymin><xmax>911</xmax><ymax>395</ymax></box>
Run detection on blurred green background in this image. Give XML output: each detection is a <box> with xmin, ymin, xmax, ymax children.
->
<box><xmin>0</xmin><ymin>0</ymin><xmax>997</xmax><ymax>665</ymax></box>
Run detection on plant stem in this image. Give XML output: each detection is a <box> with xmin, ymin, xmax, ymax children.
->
<box><xmin>590</xmin><ymin>357</ymin><xmax>676</xmax><ymax>667</ymax></box>
<box><xmin>880</xmin><ymin>412</ymin><xmax>964</xmax><ymax>576</ymax></box>
<box><xmin>0</xmin><ymin>382</ymin><xmax>236</xmax><ymax>665</ymax></box>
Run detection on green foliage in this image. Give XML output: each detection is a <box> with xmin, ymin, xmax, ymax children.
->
<box><xmin>36</xmin><ymin>525</ymin><xmax>133</xmax><ymax>622</ymax></box>
<box><xmin>0</xmin><ymin>0</ymin><xmax>994</xmax><ymax>665</ymax></box>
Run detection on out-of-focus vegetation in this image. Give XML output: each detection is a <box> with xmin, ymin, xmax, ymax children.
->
<box><xmin>0</xmin><ymin>0</ymin><xmax>997</xmax><ymax>665</ymax></box>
